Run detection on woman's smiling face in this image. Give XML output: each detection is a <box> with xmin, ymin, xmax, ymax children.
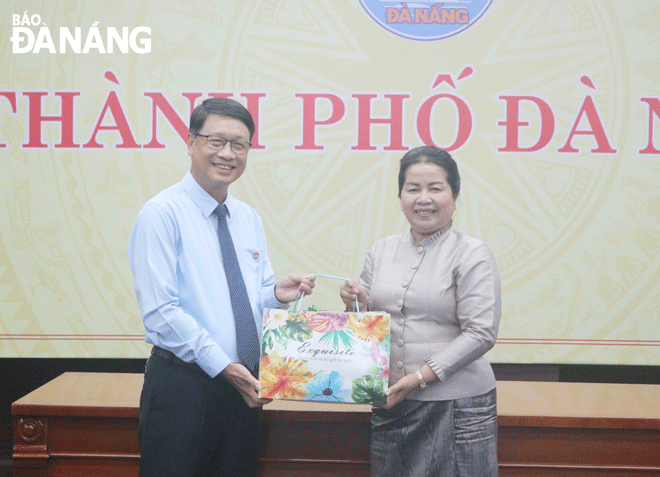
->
<box><xmin>400</xmin><ymin>162</ymin><xmax>456</xmax><ymax>243</ymax></box>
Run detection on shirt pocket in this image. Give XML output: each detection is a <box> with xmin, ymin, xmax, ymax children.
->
<box><xmin>239</xmin><ymin>247</ymin><xmax>265</xmax><ymax>290</ymax></box>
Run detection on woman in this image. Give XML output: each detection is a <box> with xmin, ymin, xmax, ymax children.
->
<box><xmin>340</xmin><ymin>146</ymin><xmax>501</xmax><ymax>477</ymax></box>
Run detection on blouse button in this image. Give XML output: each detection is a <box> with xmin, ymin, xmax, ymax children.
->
<box><xmin>417</xmin><ymin>247</ymin><xmax>424</xmax><ymax>254</ymax></box>
<box><xmin>396</xmin><ymin>299</ymin><xmax>403</xmax><ymax>308</ymax></box>
<box><xmin>397</xmin><ymin>318</ymin><xmax>404</xmax><ymax>326</ymax></box>
<box><xmin>397</xmin><ymin>339</ymin><xmax>404</xmax><ymax>347</ymax></box>
<box><xmin>396</xmin><ymin>361</ymin><xmax>404</xmax><ymax>369</ymax></box>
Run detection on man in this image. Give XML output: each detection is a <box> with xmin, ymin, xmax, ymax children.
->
<box><xmin>128</xmin><ymin>97</ymin><xmax>315</xmax><ymax>477</ymax></box>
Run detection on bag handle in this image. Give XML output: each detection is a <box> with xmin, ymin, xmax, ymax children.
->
<box><xmin>294</xmin><ymin>273</ymin><xmax>361</xmax><ymax>317</ymax></box>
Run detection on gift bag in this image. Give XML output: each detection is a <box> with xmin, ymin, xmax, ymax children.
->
<box><xmin>258</xmin><ymin>275</ymin><xmax>390</xmax><ymax>404</ymax></box>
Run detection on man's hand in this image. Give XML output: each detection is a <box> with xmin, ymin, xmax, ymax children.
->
<box><xmin>220</xmin><ymin>362</ymin><xmax>272</xmax><ymax>408</ymax></box>
<box><xmin>274</xmin><ymin>274</ymin><xmax>316</xmax><ymax>303</ymax></box>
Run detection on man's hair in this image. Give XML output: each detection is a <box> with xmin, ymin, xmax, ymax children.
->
<box><xmin>189</xmin><ymin>97</ymin><xmax>255</xmax><ymax>139</ymax></box>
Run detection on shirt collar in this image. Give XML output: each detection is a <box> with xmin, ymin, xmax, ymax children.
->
<box><xmin>409</xmin><ymin>219</ymin><xmax>453</xmax><ymax>246</ymax></box>
<box><xmin>181</xmin><ymin>171</ymin><xmax>237</xmax><ymax>218</ymax></box>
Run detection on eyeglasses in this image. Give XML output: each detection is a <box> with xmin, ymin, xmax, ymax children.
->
<box><xmin>196</xmin><ymin>134</ymin><xmax>251</xmax><ymax>154</ymax></box>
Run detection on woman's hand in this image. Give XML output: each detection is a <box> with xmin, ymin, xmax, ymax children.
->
<box><xmin>377</xmin><ymin>374</ymin><xmax>419</xmax><ymax>410</ymax></box>
<box><xmin>377</xmin><ymin>365</ymin><xmax>437</xmax><ymax>410</ymax></box>
<box><xmin>339</xmin><ymin>280</ymin><xmax>368</xmax><ymax>312</ymax></box>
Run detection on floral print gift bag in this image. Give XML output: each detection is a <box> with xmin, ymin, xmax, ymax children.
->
<box><xmin>258</xmin><ymin>276</ymin><xmax>390</xmax><ymax>404</ymax></box>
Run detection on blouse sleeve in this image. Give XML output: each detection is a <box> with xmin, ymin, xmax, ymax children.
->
<box><xmin>358</xmin><ymin>243</ymin><xmax>376</xmax><ymax>310</ymax></box>
<box><xmin>426</xmin><ymin>242</ymin><xmax>501</xmax><ymax>381</ymax></box>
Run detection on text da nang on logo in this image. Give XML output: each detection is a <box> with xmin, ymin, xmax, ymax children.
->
<box><xmin>359</xmin><ymin>0</ymin><xmax>493</xmax><ymax>41</ymax></box>
<box><xmin>11</xmin><ymin>12</ymin><xmax>151</xmax><ymax>54</ymax></box>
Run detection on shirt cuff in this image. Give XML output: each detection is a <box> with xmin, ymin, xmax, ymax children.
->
<box><xmin>197</xmin><ymin>345</ymin><xmax>232</xmax><ymax>378</ymax></box>
<box><xmin>268</xmin><ymin>283</ymin><xmax>289</xmax><ymax>309</ymax></box>
<box><xmin>425</xmin><ymin>357</ymin><xmax>447</xmax><ymax>382</ymax></box>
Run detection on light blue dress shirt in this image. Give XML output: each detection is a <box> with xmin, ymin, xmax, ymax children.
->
<box><xmin>128</xmin><ymin>172</ymin><xmax>285</xmax><ymax>378</ymax></box>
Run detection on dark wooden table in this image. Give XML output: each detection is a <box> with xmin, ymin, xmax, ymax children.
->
<box><xmin>12</xmin><ymin>373</ymin><xmax>660</xmax><ymax>476</ymax></box>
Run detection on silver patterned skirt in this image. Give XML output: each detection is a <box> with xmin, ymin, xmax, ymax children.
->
<box><xmin>370</xmin><ymin>388</ymin><xmax>498</xmax><ymax>477</ymax></box>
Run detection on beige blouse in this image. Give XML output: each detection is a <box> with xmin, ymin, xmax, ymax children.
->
<box><xmin>359</xmin><ymin>222</ymin><xmax>501</xmax><ymax>401</ymax></box>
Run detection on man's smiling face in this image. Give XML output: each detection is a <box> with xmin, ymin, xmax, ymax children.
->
<box><xmin>187</xmin><ymin>113</ymin><xmax>250</xmax><ymax>203</ymax></box>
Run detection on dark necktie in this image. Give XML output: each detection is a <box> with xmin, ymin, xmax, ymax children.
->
<box><xmin>215</xmin><ymin>204</ymin><xmax>260</xmax><ymax>374</ymax></box>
